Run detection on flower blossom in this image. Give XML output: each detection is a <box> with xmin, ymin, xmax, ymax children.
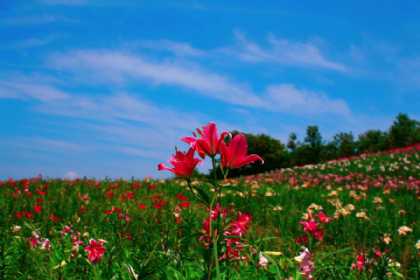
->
<box><xmin>158</xmin><ymin>148</ymin><xmax>201</xmax><ymax>177</ymax></box>
<box><xmin>84</xmin><ymin>239</ymin><xmax>106</xmax><ymax>263</ymax></box>
<box><xmin>295</xmin><ymin>248</ymin><xmax>314</xmax><ymax>280</ymax></box>
<box><xmin>220</xmin><ymin>134</ymin><xmax>264</xmax><ymax>169</ymax></box>
<box><xmin>182</xmin><ymin>122</ymin><xmax>228</xmax><ymax>158</ymax></box>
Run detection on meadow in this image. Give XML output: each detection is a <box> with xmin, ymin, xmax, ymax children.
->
<box><xmin>0</xmin><ymin>124</ymin><xmax>419</xmax><ymax>279</ymax></box>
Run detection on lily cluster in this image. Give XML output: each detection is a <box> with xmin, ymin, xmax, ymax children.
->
<box><xmin>199</xmin><ymin>204</ymin><xmax>252</xmax><ymax>260</ymax></box>
<box><xmin>297</xmin><ymin>208</ymin><xmax>331</xmax><ymax>244</ymax></box>
<box><xmin>158</xmin><ymin>122</ymin><xmax>263</xmax><ymax>177</ymax></box>
<box><xmin>158</xmin><ymin>123</ymin><xmax>262</xmax><ymax>277</ymax></box>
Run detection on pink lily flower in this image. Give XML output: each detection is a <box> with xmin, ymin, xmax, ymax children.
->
<box><xmin>220</xmin><ymin>134</ymin><xmax>263</xmax><ymax>169</ymax></box>
<box><xmin>158</xmin><ymin>148</ymin><xmax>201</xmax><ymax>177</ymax></box>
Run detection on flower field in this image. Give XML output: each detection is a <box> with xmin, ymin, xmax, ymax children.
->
<box><xmin>0</xmin><ymin>124</ymin><xmax>419</xmax><ymax>279</ymax></box>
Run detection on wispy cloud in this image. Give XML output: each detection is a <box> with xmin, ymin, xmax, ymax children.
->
<box><xmin>48</xmin><ymin>50</ymin><xmax>264</xmax><ymax>107</ymax></box>
<box><xmin>0</xmin><ymin>79</ymin><xmax>69</xmax><ymax>101</ymax></box>
<box><xmin>230</xmin><ymin>31</ymin><xmax>348</xmax><ymax>72</ymax></box>
<box><xmin>37</xmin><ymin>91</ymin><xmax>204</xmax><ymax>131</ymax></box>
<box><xmin>47</xmin><ymin>48</ymin><xmax>351</xmax><ymax>116</ymax></box>
<box><xmin>128</xmin><ymin>39</ymin><xmax>206</xmax><ymax>57</ymax></box>
<box><xmin>265</xmin><ymin>84</ymin><xmax>351</xmax><ymax>116</ymax></box>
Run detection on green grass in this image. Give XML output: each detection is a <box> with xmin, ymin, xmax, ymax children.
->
<box><xmin>0</xmin><ymin>151</ymin><xmax>419</xmax><ymax>279</ymax></box>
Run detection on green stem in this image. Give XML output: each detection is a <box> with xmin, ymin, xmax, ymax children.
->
<box><xmin>212</xmin><ymin>234</ymin><xmax>221</xmax><ymax>280</ymax></box>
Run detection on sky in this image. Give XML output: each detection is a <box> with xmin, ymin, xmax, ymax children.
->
<box><xmin>1</xmin><ymin>0</ymin><xmax>420</xmax><ymax>179</ymax></box>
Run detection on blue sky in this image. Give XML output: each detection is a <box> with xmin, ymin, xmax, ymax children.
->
<box><xmin>1</xmin><ymin>0</ymin><xmax>420</xmax><ymax>179</ymax></box>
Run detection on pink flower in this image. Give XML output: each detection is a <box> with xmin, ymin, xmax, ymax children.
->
<box><xmin>312</xmin><ymin>229</ymin><xmax>324</xmax><ymax>241</ymax></box>
<box><xmin>295</xmin><ymin>248</ymin><xmax>314</xmax><ymax>280</ymax></box>
<box><xmin>228</xmin><ymin>212</ymin><xmax>252</xmax><ymax>237</ymax></box>
<box><xmin>85</xmin><ymin>239</ymin><xmax>106</xmax><ymax>263</ymax></box>
<box><xmin>61</xmin><ymin>225</ymin><xmax>72</xmax><ymax>236</ymax></box>
<box><xmin>28</xmin><ymin>232</ymin><xmax>50</xmax><ymax>251</ymax></box>
<box><xmin>300</xmin><ymin>220</ymin><xmax>318</xmax><ymax>233</ymax></box>
<box><xmin>300</xmin><ymin>220</ymin><xmax>324</xmax><ymax>241</ymax></box>
<box><xmin>317</xmin><ymin>211</ymin><xmax>331</xmax><ymax>224</ymax></box>
<box><xmin>28</xmin><ymin>232</ymin><xmax>40</xmax><ymax>248</ymax></box>
<box><xmin>220</xmin><ymin>134</ymin><xmax>263</xmax><ymax>169</ymax></box>
<box><xmin>182</xmin><ymin>122</ymin><xmax>228</xmax><ymax>158</ymax></box>
<box><xmin>356</xmin><ymin>254</ymin><xmax>365</xmax><ymax>271</ymax></box>
<box><xmin>40</xmin><ymin>239</ymin><xmax>51</xmax><ymax>251</ymax></box>
<box><xmin>158</xmin><ymin>148</ymin><xmax>201</xmax><ymax>177</ymax></box>
<box><xmin>352</xmin><ymin>254</ymin><xmax>365</xmax><ymax>272</ymax></box>
<box><xmin>258</xmin><ymin>253</ymin><xmax>269</xmax><ymax>268</ymax></box>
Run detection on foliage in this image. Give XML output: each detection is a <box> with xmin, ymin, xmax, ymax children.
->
<box><xmin>0</xmin><ymin>144</ymin><xmax>419</xmax><ymax>279</ymax></box>
<box><xmin>230</xmin><ymin>113</ymin><xmax>419</xmax><ymax>177</ymax></box>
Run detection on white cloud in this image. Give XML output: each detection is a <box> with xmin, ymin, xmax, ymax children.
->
<box><xmin>47</xmin><ymin>49</ymin><xmax>351</xmax><ymax>116</ymax></box>
<box><xmin>265</xmin><ymin>84</ymin><xmax>351</xmax><ymax>116</ymax></box>
<box><xmin>37</xmin><ymin>91</ymin><xmax>203</xmax><ymax>131</ymax></box>
<box><xmin>232</xmin><ymin>31</ymin><xmax>348</xmax><ymax>72</ymax></box>
<box><xmin>130</xmin><ymin>39</ymin><xmax>206</xmax><ymax>57</ymax></box>
<box><xmin>48</xmin><ymin>50</ymin><xmax>264</xmax><ymax>107</ymax></box>
<box><xmin>0</xmin><ymin>80</ymin><xmax>69</xmax><ymax>101</ymax></box>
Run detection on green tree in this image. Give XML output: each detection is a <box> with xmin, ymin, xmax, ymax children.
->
<box><xmin>358</xmin><ymin>130</ymin><xmax>389</xmax><ymax>153</ymax></box>
<box><xmin>333</xmin><ymin>132</ymin><xmax>356</xmax><ymax>157</ymax></box>
<box><xmin>287</xmin><ymin>132</ymin><xmax>298</xmax><ymax>152</ymax></box>
<box><xmin>301</xmin><ymin>125</ymin><xmax>323</xmax><ymax>163</ymax></box>
<box><xmin>388</xmin><ymin>113</ymin><xmax>419</xmax><ymax>147</ymax></box>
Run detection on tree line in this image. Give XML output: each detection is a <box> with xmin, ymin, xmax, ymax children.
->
<box><xmin>225</xmin><ymin>113</ymin><xmax>420</xmax><ymax>177</ymax></box>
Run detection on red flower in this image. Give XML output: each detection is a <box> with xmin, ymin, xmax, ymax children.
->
<box><xmin>300</xmin><ymin>220</ymin><xmax>318</xmax><ymax>233</ymax></box>
<box><xmin>220</xmin><ymin>134</ymin><xmax>263</xmax><ymax>169</ymax></box>
<box><xmin>317</xmin><ymin>212</ymin><xmax>331</xmax><ymax>224</ymax></box>
<box><xmin>105</xmin><ymin>190</ymin><xmax>114</xmax><ymax>200</ymax></box>
<box><xmin>34</xmin><ymin>205</ymin><xmax>42</xmax><ymax>214</ymax></box>
<box><xmin>300</xmin><ymin>220</ymin><xmax>324</xmax><ymax>241</ymax></box>
<box><xmin>228</xmin><ymin>212</ymin><xmax>252</xmax><ymax>237</ymax></box>
<box><xmin>374</xmin><ymin>249</ymin><xmax>383</xmax><ymax>258</ymax></box>
<box><xmin>179</xmin><ymin>201</ymin><xmax>191</xmax><ymax>208</ymax></box>
<box><xmin>158</xmin><ymin>148</ymin><xmax>201</xmax><ymax>177</ymax></box>
<box><xmin>312</xmin><ymin>229</ymin><xmax>324</xmax><ymax>241</ymax></box>
<box><xmin>36</xmin><ymin>189</ymin><xmax>46</xmax><ymax>196</ymax></box>
<box><xmin>153</xmin><ymin>199</ymin><xmax>167</xmax><ymax>209</ymax></box>
<box><xmin>176</xmin><ymin>193</ymin><xmax>188</xmax><ymax>201</ymax></box>
<box><xmin>28</xmin><ymin>234</ymin><xmax>39</xmax><ymax>248</ymax></box>
<box><xmin>49</xmin><ymin>214</ymin><xmax>60</xmax><ymax>223</ymax></box>
<box><xmin>148</xmin><ymin>183</ymin><xmax>157</xmax><ymax>190</ymax></box>
<box><xmin>182</xmin><ymin>122</ymin><xmax>228</xmax><ymax>158</ymax></box>
<box><xmin>15</xmin><ymin>211</ymin><xmax>23</xmax><ymax>219</ymax></box>
<box><xmin>84</xmin><ymin>239</ymin><xmax>106</xmax><ymax>263</ymax></box>
<box><xmin>295</xmin><ymin>235</ymin><xmax>309</xmax><ymax>245</ymax></box>
<box><xmin>25</xmin><ymin>211</ymin><xmax>34</xmax><ymax>219</ymax></box>
<box><xmin>352</xmin><ymin>254</ymin><xmax>365</xmax><ymax>272</ymax></box>
<box><xmin>138</xmin><ymin>203</ymin><xmax>147</xmax><ymax>210</ymax></box>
